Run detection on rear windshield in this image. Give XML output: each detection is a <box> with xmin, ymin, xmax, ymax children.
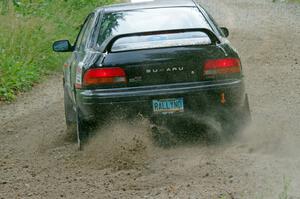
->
<box><xmin>98</xmin><ymin>7</ymin><xmax>212</xmax><ymax>45</ymax></box>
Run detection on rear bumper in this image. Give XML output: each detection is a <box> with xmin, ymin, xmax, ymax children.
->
<box><xmin>76</xmin><ymin>79</ymin><xmax>245</xmax><ymax>120</ymax></box>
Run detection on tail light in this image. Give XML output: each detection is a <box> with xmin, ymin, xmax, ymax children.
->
<box><xmin>83</xmin><ymin>67</ymin><xmax>127</xmax><ymax>87</ymax></box>
<box><xmin>204</xmin><ymin>58</ymin><xmax>241</xmax><ymax>78</ymax></box>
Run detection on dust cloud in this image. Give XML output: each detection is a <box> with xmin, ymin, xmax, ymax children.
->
<box><xmin>81</xmin><ymin>118</ymin><xmax>156</xmax><ymax>171</ymax></box>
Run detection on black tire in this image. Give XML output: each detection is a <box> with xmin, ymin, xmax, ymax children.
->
<box><xmin>64</xmin><ymin>84</ymin><xmax>94</xmax><ymax>150</ymax></box>
<box><xmin>76</xmin><ymin>107</ymin><xmax>98</xmax><ymax>150</ymax></box>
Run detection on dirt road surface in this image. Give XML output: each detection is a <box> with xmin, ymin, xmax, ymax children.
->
<box><xmin>1</xmin><ymin>0</ymin><xmax>300</xmax><ymax>198</ymax></box>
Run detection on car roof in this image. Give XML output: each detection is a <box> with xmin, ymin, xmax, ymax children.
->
<box><xmin>97</xmin><ymin>0</ymin><xmax>197</xmax><ymax>13</ymax></box>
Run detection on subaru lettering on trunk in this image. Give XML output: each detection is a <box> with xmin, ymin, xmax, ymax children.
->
<box><xmin>146</xmin><ymin>67</ymin><xmax>184</xmax><ymax>74</ymax></box>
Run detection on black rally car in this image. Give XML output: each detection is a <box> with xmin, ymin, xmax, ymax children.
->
<box><xmin>53</xmin><ymin>0</ymin><xmax>251</xmax><ymax>148</ymax></box>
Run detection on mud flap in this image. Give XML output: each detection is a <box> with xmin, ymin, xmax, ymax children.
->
<box><xmin>76</xmin><ymin>110</ymin><xmax>89</xmax><ymax>151</ymax></box>
<box><xmin>243</xmin><ymin>94</ymin><xmax>252</xmax><ymax>123</ymax></box>
<box><xmin>64</xmin><ymin>86</ymin><xmax>76</xmax><ymax>125</ymax></box>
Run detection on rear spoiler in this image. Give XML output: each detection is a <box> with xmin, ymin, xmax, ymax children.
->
<box><xmin>98</xmin><ymin>28</ymin><xmax>221</xmax><ymax>53</ymax></box>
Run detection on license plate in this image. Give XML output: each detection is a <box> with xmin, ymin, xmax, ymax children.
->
<box><xmin>152</xmin><ymin>98</ymin><xmax>184</xmax><ymax>114</ymax></box>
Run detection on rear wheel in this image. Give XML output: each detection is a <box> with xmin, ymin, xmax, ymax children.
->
<box><xmin>64</xmin><ymin>85</ymin><xmax>92</xmax><ymax>150</ymax></box>
<box><xmin>76</xmin><ymin>107</ymin><xmax>98</xmax><ymax>150</ymax></box>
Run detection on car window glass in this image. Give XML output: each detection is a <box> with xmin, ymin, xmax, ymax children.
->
<box><xmin>74</xmin><ymin>19</ymin><xmax>89</xmax><ymax>51</ymax></box>
<box><xmin>98</xmin><ymin>7</ymin><xmax>211</xmax><ymax>45</ymax></box>
<box><xmin>75</xmin><ymin>14</ymin><xmax>94</xmax><ymax>51</ymax></box>
<box><xmin>80</xmin><ymin>13</ymin><xmax>95</xmax><ymax>50</ymax></box>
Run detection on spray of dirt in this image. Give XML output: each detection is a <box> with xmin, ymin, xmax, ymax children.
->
<box><xmin>80</xmin><ymin>117</ymin><xmax>159</xmax><ymax>171</ymax></box>
<box><xmin>236</xmin><ymin>114</ymin><xmax>300</xmax><ymax>158</ymax></box>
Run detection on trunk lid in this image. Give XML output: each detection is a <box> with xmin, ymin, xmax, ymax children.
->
<box><xmin>100</xmin><ymin>46</ymin><xmax>225</xmax><ymax>87</ymax></box>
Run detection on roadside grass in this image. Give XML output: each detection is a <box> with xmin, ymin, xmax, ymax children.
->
<box><xmin>0</xmin><ymin>10</ymin><xmax>57</xmax><ymax>100</ymax></box>
<box><xmin>278</xmin><ymin>177</ymin><xmax>291</xmax><ymax>199</ymax></box>
<box><xmin>273</xmin><ymin>0</ymin><xmax>300</xmax><ymax>2</ymax></box>
<box><xmin>0</xmin><ymin>0</ymin><xmax>118</xmax><ymax>101</ymax></box>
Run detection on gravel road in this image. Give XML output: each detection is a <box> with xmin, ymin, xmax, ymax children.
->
<box><xmin>1</xmin><ymin>0</ymin><xmax>300</xmax><ymax>198</ymax></box>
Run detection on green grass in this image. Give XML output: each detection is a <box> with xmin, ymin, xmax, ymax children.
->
<box><xmin>0</xmin><ymin>0</ymin><xmax>118</xmax><ymax>101</ymax></box>
<box><xmin>273</xmin><ymin>0</ymin><xmax>300</xmax><ymax>2</ymax></box>
<box><xmin>278</xmin><ymin>177</ymin><xmax>291</xmax><ymax>199</ymax></box>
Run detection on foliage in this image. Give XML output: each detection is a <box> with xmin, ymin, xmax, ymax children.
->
<box><xmin>278</xmin><ymin>177</ymin><xmax>291</xmax><ymax>199</ymax></box>
<box><xmin>0</xmin><ymin>0</ymin><xmax>117</xmax><ymax>101</ymax></box>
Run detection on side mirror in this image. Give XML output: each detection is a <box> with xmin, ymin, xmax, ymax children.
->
<box><xmin>220</xmin><ymin>27</ymin><xmax>229</xmax><ymax>37</ymax></box>
<box><xmin>52</xmin><ymin>40</ymin><xmax>73</xmax><ymax>52</ymax></box>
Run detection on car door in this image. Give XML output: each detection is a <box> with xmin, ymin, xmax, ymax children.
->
<box><xmin>68</xmin><ymin>13</ymin><xmax>95</xmax><ymax>102</ymax></box>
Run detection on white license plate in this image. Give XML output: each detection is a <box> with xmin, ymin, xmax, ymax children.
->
<box><xmin>152</xmin><ymin>98</ymin><xmax>184</xmax><ymax>114</ymax></box>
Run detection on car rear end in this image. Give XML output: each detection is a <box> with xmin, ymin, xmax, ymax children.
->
<box><xmin>76</xmin><ymin>5</ymin><xmax>248</xmax><ymax>125</ymax></box>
